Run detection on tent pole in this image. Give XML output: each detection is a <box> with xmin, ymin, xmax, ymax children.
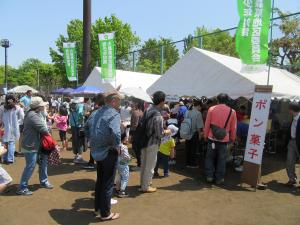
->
<box><xmin>267</xmin><ymin>0</ymin><xmax>275</xmax><ymax>85</ymax></box>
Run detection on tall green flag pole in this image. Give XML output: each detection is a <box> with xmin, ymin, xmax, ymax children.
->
<box><xmin>267</xmin><ymin>0</ymin><xmax>275</xmax><ymax>85</ymax></box>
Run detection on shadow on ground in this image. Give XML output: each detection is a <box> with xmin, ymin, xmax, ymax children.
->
<box><xmin>49</xmin><ymin>196</ymin><xmax>101</xmax><ymax>225</ymax></box>
<box><xmin>61</xmin><ymin>179</ymin><xmax>95</xmax><ymax>192</ymax></box>
<box><xmin>48</xmin><ymin>158</ymin><xmax>95</xmax><ymax>177</ymax></box>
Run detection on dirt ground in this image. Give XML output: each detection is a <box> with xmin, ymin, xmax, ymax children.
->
<box><xmin>1</xmin><ymin>129</ymin><xmax>300</xmax><ymax>225</ymax></box>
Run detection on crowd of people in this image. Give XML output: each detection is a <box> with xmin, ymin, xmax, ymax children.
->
<box><xmin>0</xmin><ymin>89</ymin><xmax>299</xmax><ymax>222</ymax></box>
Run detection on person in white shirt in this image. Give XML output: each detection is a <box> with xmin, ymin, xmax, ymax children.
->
<box><xmin>0</xmin><ymin>95</ymin><xmax>24</xmax><ymax>164</ymax></box>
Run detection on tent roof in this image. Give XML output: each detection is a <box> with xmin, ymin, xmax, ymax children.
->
<box><xmin>147</xmin><ymin>47</ymin><xmax>300</xmax><ymax>100</ymax></box>
<box><xmin>83</xmin><ymin>67</ymin><xmax>161</xmax><ymax>92</ymax></box>
<box><xmin>8</xmin><ymin>85</ymin><xmax>38</xmax><ymax>94</ymax></box>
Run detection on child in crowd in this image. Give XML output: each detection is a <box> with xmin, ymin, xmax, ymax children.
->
<box><xmin>154</xmin><ymin>125</ymin><xmax>178</xmax><ymax>178</ymax></box>
<box><xmin>115</xmin><ymin>133</ymin><xmax>131</xmax><ymax>198</ymax></box>
<box><xmin>54</xmin><ymin>106</ymin><xmax>69</xmax><ymax>151</ymax></box>
<box><xmin>0</xmin><ymin>144</ymin><xmax>13</xmax><ymax>194</ymax></box>
<box><xmin>167</xmin><ymin>113</ymin><xmax>179</xmax><ymax>164</ymax></box>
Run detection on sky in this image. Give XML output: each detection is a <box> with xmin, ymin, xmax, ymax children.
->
<box><xmin>0</xmin><ymin>0</ymin><xmax>299</xmax><ymax>67</ymax></box>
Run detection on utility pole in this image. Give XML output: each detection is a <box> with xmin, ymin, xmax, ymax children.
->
<box><xmin>82</xmin><ymin>0</ymin><xmax>91</xmax><ymax>82</ymax></box>
<box><xmin>1</xmin><ymin>39</ymin><xmax>11</xmax><ymax>90</ymax></box>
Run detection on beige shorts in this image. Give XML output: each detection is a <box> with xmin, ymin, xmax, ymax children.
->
<box><xmin>0</xmin><ymin>167</ymin><xmax>12</xmax><ymax>185</ymax></box>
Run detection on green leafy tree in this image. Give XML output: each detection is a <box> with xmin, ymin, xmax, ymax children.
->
<box><xmin>50</xmin><ymin>15</ymin><xmax>139</xmax><ymax>84</ymax></box>
<box><xmin>50</xmin><ymin>19</ymin><xmax>83</xmax><ymax>86</ymax></box>
<box><xmin>12</xmin><ymin>58</ymin><xmax>40</xmax><ymax>86</ymax></box>
<box><xmin>184</xmin><ymin>26</ymin><xmax>237</xmax><ymax>57</ymax></box>
<box><xmin>137</xmin><ymin>38</ymin><xmax>179</xmax><ymax>74</ymax></box>
<box><xmin>271</xmin><ymin>10</ymin><xmax>300</xmax><ymax>74</ymax></box>
<box><xmin>0</xmin><ymin>65</ymin><xmax>19</xmax><ymax>87</ymax></box>
<box><xmin>1</xmin><ymin>58</ymin><xmax>60</xmax><ymax>93</ymax></box>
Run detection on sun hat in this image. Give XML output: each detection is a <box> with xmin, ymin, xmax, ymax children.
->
<box><xmin>179</xmin><ymin>101</ymin><xmax>184</xmax><ymax>106</ymax></box>
<box><xmin>30</xmin><ymin>97</ymin><xmax>48</xmax><ymax>109</ymax></box>
<box><xmin>167</xmin><ymin>124</ymin><xmax>179</xmax><ymax>137</ymax></box>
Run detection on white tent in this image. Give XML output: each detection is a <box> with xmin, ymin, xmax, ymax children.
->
<box><xmin>147</xmin><ymin>48</ymin><xmax>300</xmax><ymax>100</ymax></box>
<box><xmin>8</xmin><ymin>85</ymin><xmax>38</xmax><ymax>94</ymax></box>
<box><xmin>120</xmin><ymin>87</ymin><xmax>152</xmax><ymax>103</ymax></box>
<box><xmin>83</xmin><ymin>67</ymin><xmax>161</xmax><ymax>93</ymax></box>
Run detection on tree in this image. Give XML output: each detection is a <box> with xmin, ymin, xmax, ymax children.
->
<box><xmin>50</xmin><ymin>19</ymin><xmax>83</xmax><ymax>86</ymax></box>
<box><xmin>137</xmin><ymin>38</ymin><xmax>179</xmax><ymax>74</ymax></box>
<box><xmin>17</xmin><ymin>58</ymin><xmax>43</xmax><ymax>86</ymax></box>
<box><xmin>271</xmin><ymin>9</ymin><xmax>300</xmax><ymax>74</ymax></box>
<box><xmin>183</xmin><ymin>26</ymin><xmax>237</xmax><ymax>57</ymax></box>
<box><xmin>50</xmin><ymin>15</ymin><xmax>139</xmax><ymax>85</ymax></box>
<box><xmin>0</xmin><ymin>65</ymin><xmax>19</xmax><ymax>87</ymax></box>
<box><xmin>0</xmin><ymin>58</ymin><xmax>60</xmax><ymax>93</ymax></box>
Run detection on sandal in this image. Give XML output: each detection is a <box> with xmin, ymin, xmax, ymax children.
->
<box><xmin>101</xmin><ymin>212</ymin><xmax>120</xmax><ymax>221</ymax></box>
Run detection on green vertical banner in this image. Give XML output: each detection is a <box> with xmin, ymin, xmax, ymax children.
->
<box><xmin>63</xmin><ymin>42</ymin><xmax>77</xmax><ymax>81</ymax></box>
<box><xmin>236</xmin><ymin>0</ymin><xmax>271</xmax><ymax>65</ymax></box>
<box><xmin>98</xmin><ymin>32</ymin><xmax>116</xmax><ymax>82</ymax></box>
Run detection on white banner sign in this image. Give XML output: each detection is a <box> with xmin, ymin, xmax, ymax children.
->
<box><xmin>244</xmin><ymin>91</ymin><xmax>272</xmax><ymax>165</ymax></box>
<box><xmin>166</xmin><ymin>95</ymin><xmax>180</xmax><ymax>103</ymax></box>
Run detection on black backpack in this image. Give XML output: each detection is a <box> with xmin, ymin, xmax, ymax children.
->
<box><xmin>133</xmin><ymin>110</ymin><xmax>159</xmax><ymax>150</ymax></box>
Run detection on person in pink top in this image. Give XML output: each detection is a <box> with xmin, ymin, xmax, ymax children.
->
<box><xmin>54</xmin><ymin>106</ymin><xmax>69</xmax><ymax>151</ymax></box>
<box><xmin>204</xmin><ymin>93</ymin><xmax>237</xmax><ymax>185</ymax></box>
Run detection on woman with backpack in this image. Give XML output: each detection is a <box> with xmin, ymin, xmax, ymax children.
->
<box><xmin>181</xmin><ymin>99</ymin><xmax>204</xmax><ymax>168</ymax></box>
<box><xmin>16</xmin><ymin>97</ymin><xmax>52</xmax><ymax>196</ymax></box>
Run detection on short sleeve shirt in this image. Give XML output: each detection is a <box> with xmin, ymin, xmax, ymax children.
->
<box><xmin>159</xmin><ymin>138</ymin><xmax>176</xmax><ymax>156</ymax></box>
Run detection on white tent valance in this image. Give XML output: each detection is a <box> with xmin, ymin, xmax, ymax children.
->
<box><xmin>147</xmin><ymin>48</ymin><xmax>300</xmax><ymax>101</ymax></box>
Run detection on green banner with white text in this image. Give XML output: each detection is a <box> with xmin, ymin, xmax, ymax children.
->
<box><xmin>63</xmin><ymin>42</ymin><xmax>77</xmax><ymax>81</ymax></box>
<box><xmin>236</xmin><ymin>0</ymin><xmax>271</xmax><ymax>65</ymax></box>
<box><xmin>98</xmin><ymin>33</ymin><xmax>116</xmax><ymax>82</ymax></box>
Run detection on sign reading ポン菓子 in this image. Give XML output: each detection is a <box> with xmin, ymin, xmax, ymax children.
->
<box><xmin>63</xmin><ymin>42</ymin><xmax>77</xmax><ymax>82</ymax></box>
<box><xmin>244</xmin><ymin>88</ymin><xmax>272</xmax><ymax>165</ymax></box>
<box><xmin>236</xmin><ymin>0</ymin><xmax>272</xmax><ymax>65</ymax></box>
<box><xmin>98</xmin><ymin>33</ymin><xmax>116</xmax><ymax>82</ymax></box>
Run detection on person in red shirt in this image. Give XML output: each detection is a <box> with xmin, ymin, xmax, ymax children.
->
<box><xmin>204</xmin><ymin>93</ymin><xmax>237</xmax><ymax>184</ymax></box>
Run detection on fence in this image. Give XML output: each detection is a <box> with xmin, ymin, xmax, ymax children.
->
<box><xmin>116</xmin><ymin>12</ymin><xmax>300</xmax><ymax>75</ymax></box>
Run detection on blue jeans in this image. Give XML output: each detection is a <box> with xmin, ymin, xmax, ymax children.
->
<box><xmin>3</xmin><ymin>141</ymin><xmax>16</xmax><ymax>163</ymax></box>
<box><xmin>19</xmin><ymin>152</ymin><xmax>49</xmax><ymax>190</ymax></box>
<box><xmin>205</xmin><ymin>141</ymin><xmax>228</xmax><ymax>181</ymax></box>
<box><xmin>117</xmin><ymin>164</ymin><xmax>129</xmax><ymax>191</ymax></box>
<box><xmin>154</xmin><ymin>151</ymin><xmax>170</xmax><ymax>176</ymax></box>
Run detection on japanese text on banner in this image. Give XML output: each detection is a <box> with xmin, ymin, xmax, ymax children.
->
<box><xmin>236</xmin><ymin>0</ymin><xmax>271</xmax><ymax>65</ymax></box>
<box><xmin>244</xmin><ymin>92</ymin><xmax>272</xmax><ymax>165</ymax></box>
<box><xmin>63</xmin><ymin>42</ymin><xmax>77</xmax><ymax>82</ymax></box>
<box><xmin>98</xmin><ymin>33</ymin><xmax>116</xmax><ymax>82</ymax></box>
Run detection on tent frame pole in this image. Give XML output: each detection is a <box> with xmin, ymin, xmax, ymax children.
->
<box><xmin>267</xmin><ymin>0</ymin><xmax>275</xmax><ymax>85</ymax></box>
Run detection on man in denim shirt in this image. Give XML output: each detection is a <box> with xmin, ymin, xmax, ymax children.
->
<box><xmin>89</xmin><ymin>92</ymin><xmax>121</xmax><ymax>221</ymax></box>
